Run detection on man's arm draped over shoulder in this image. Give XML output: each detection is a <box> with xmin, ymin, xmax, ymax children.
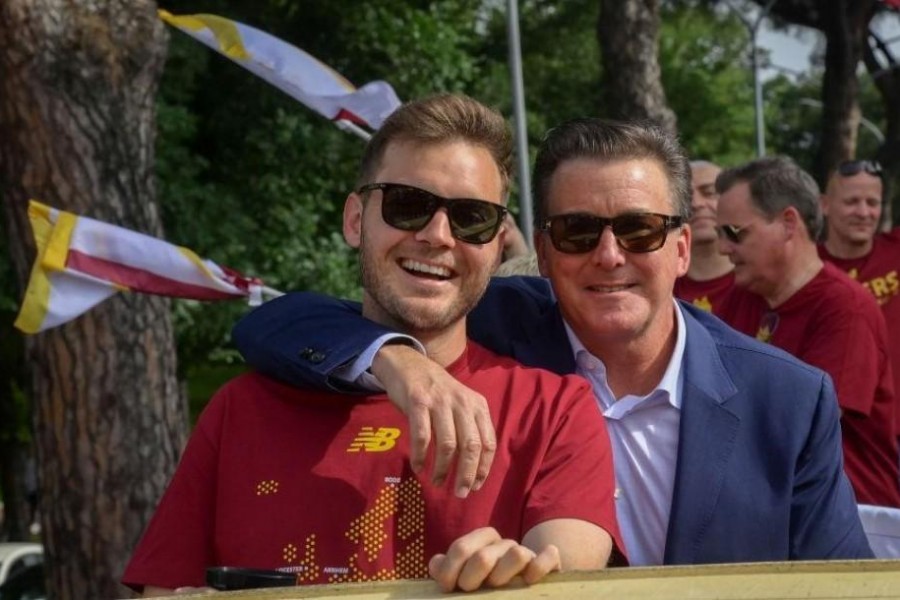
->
<box><xmin>232</xmin><ymin>292</ymin><xmax>376</xmax><ymax>392</ymax></box>
<box><xmin>232</xmin><ymin>279</ymin><xmax>559</xmax><ymax>498</ymax></box>
<box><xmin>233</xmin><ymin>292</ymin><xmax>498</xmax><ymax>493</ymax></box>
<box><xmin>232</xmin><ymin>278</ymin><xmax>559</xmax><ymax>389</ymax></box>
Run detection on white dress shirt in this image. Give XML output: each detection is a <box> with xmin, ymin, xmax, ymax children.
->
<box><xmin>342</xmin><ymin>302</ymin><xmax>687</xmax><ymax>565</ymax></box>
<box><xmin>564</xmin><ymin>301</ymin><xmax>686</xmax><ymax>566</ymax></box>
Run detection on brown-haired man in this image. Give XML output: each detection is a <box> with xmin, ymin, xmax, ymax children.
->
<box><xmin>123</xmin><ymin>95</ymin><xmax>621</xmax><ymax>595</ymax></box>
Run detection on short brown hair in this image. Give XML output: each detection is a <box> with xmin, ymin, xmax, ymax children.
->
<box><xmin>356</xmin><ymin>94</ymin><xmax>513</xmax><ymax>198</ymax></box>
<box><xmin>532</xmin><ymin>118</ymin><xmax>691</xmax><ymax>228</ymax></box>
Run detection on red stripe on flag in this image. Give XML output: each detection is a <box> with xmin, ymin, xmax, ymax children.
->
<box><xmin>333</xmin><ymin>108</ymin><xmax>367</xmax><ymax>126</ymax></box>
<box><xmin>66</xmin><ymin>250</ymin><xmax>242</xmax><ymax>301</ymax></box>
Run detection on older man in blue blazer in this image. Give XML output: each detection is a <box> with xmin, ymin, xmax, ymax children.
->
<box><xmin>233</xmin><ymin>119</ymin><xmax>871</xmax><ymax>564</ymax></box>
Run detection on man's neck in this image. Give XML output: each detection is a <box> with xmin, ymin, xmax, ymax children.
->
<box><xmin>824</xmin><ymin>233</ymin><xmax>874</xmax><ymax>261</ymax></box>
<box><xmin>686</xmin><ymin>241</ymin><xmax>734</xmax><ymax>281</ymax></box>
<box><xmin>764</xmin><ymin>247</ymin><xmax>823</xmax><ymax>308</ymax></box>
<box><xmin>414</xmin><ymin>327</ymin><xmax>469</xmax><ymax>367</ymax></box>
<box><xmin>362</xmin><ymin>301</ymin><xmax>469</xmax><ymax>367</ymax></box>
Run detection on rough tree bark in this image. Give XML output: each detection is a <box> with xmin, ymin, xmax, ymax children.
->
<box><xmin>815</xmin><ymin>0</ymin><xmax>878</xmax><ymax>183</ymax></box>
<box><xmin>0</xmin><ymin>2</ymin><xmax>188</xmax><ymax>598</ymax></box>
<box><xmin>865</xmin><ymin>27</ymin><xmax>900</xmax><ymax>225</ymax></box>
<box><xmin>597</xmin><ymin>0</ymin><xmax>678</xmax><ymax>136</ymax></box>
<box><xmin>747</xmin><ymin>0</ymin><xmax>879</xmax><ymax>183</ymax></box>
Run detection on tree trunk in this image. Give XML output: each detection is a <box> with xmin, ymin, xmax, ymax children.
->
<box><xmin>0</xmin><ymin>2</ymin><xmax>188</xmax><ymax>599</ymax></box>
<box><xmin>814</xmin><ymin>0</ymin><xmax>878</xmax><ymax>183</ymax></box>
<box><xmin>865</xmin><ymin>28</ymin><xmax>900</xmax><ymax>226</ymax></box>
<box><xmin>597</xmin><ymin>0</ymin><xmax>678</xmax><ymax>136</ymax></box>
<box><xmin>0</xmin><ymin>442</ymin><xmax>30</xmax><ymax>542</ymax></box>
<box><xmin>0</xmin><ymin>310</ymin><xmax>30</xmax><ymax>542</ymax></box>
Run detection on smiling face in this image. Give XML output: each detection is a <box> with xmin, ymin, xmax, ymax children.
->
<box><xmin>716</xmin><ymin>181</ymin><xmax>787</xmax><ymax>298</ymax></box>
<box><xmin>535</xmin><ymin>157</ymin><xmax>690</xmax><ymax>355</ymax></box>
<box><xmin>822</xmin><ymin>171</ymin><xmax>883</xmax><ymax>254</ymax></box>
<box><xmin>689</xmin><ymin>162</ymin><xmax>722</xmax><ymax>245</ymax></box>
<box><xmin>344</xmin><ymin>139</ymin><xmax>505</xmax><ymax>340</ymax></box>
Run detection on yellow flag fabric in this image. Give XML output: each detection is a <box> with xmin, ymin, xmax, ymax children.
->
<box><xmin>159</xmin><ymin>10</ymin><xmax>401</xmax><ymax>129</ymax></box>
<box><xmin>15</xmin><ymin>200</ymin><xmax>269</xmax><ymax>334</ymax></box>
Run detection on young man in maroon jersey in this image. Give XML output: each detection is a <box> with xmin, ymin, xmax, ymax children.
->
<box><xmin>122</xmin><ymin>94</ymin><xmax>621</xmax><ymax>596</ymax></box>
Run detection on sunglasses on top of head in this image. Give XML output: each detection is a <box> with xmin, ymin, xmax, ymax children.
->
<box><xmin>539</xmin><ymin>212</ymin><xmax>684</xmax><ymax>254</ymax></box>
<box><xmin>356</xmin><ymin>182</ymin><xmax>507</xmax><ymax>245</ymax></box>
<box><xmin>837</xmin><ymin>160</ymin><xmax>882</xmax><ymax>178</ymax></box>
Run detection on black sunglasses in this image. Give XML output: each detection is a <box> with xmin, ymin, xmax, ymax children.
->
<box><xmin>716</xmin><ymin>223</ymin><xmax>752</xmax><ymax>244</ymax></box>
<box><xmin>357</xmin><ymin>182</ymin><xmax>507</xmax><ymax>245</ymax></box>
<box><xmin>837</xmin><ymin>160</ymin><xmax>882</xmax><ymax>178</ymax></box>
<box><xmin>540</xmin><ymin>212</ymin><xmax>684</xmax><ymax>254</ymax></box>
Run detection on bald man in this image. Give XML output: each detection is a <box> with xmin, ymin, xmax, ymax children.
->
<box><xmin>674</xmin><ymin>161</ymin><xmax>734</xmax><ymax>312</ymax></box>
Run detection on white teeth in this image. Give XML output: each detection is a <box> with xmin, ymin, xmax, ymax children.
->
<box><xmin>402</xmin><ymin>259</ymin><xmax>452</xmax><ymax>278</ymax></box>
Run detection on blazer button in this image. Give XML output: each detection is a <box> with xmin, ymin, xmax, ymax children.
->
<box><xmin>299</xmin><ymin>347</ymin><xmax>315</xmax><ymax>360</ymax></box>
<box><xmin>308</xmin><ymin>351</ymin><xmax>326</xmax><ymax>364</ymax></box>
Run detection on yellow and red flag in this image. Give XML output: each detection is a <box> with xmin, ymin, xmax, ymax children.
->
<box><xmin>159</xmin><ymin>10</ymin><xmax>401</xmax><ymax>130</ymax></box>
<box><xmin>15</xmin><ymin>200</ymin><xmax>275</xmax><ymax>334</ymax></box>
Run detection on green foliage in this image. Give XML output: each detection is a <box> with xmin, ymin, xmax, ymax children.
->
<box><xmin>660</xmin><ymin>3</ymin><xmax>757</xmax><ymax>165</ymax></box>
<box><xmin>481</xmin><ymin>0</ymin><xmax>603</xmax><ymax>135</ymax></box>
<box><xmin>155</xmin><ymin>0</ymin><xmax>892</xmax><ymax>400</ymax></box>
<box><xmin>341</xmin><ymin>1</ymin><xmax>484</xmax><ymax>97</ymax></box>
<box><xmin>764</xmin><ymin>72</ymin><xmax>887</xmax><ymax>179</ymax></box>
<box><xmin>154</xmin><ymin>0</ymin><xmax>496</xmax><ymax>390</ymax></box>
<box><xmin>763</xmin><ymin>73</ymin><xmax>823</xmax><ymax>174</ymax></box>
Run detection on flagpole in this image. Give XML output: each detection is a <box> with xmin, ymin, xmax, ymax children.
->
<box><xmin>334</xmin><ymin>119</ymin><xmax>372</xmax><ymax>141</ymax></box>
<box><xmin>507</xmin><ymin>0</ymin><xmax>534</xmax><ymax>249</ymax></box>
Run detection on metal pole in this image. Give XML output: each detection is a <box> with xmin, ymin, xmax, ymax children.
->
<box><xmin>751</xmin><ymin>0</ymin><xmax>777</xmax><ymax>157</ymax></box>
<box><xmin>506</xmin><ymin>0</ymin><xmax>534</xmax><ymax>247</ymax></box>
<box><xmin>724</xmin><ymin>0</ymin><xmax>777</xmax><ymax>158</ymax></box>
<box><xmin>751</xmin><ymin>33</ymin><xmax>765</xmax><ymax>156</ymax></box>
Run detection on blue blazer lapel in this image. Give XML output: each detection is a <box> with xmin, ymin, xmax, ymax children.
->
<box><xmin>664</xmin><ymin>304</ymin><xmax>740</xmax><ymax>564</ymax></box>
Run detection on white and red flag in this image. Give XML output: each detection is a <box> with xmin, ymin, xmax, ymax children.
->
<box><xmin>159</xmin><ymin>10</ymin><xmax>401</xmax><ymax>131</ymax></box>
<box><xmin>15</xmin><ymin>200</ymin><xmax>277</xmax><ymax>334</ymax></box>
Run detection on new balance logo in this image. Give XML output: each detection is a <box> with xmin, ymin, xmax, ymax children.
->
<box><xmin>347</xmin><ymin>427</ymin><xmax>401</xmax><ymax>452</ymax></box>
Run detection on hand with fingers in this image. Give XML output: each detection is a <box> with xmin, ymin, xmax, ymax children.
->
<box><xmin>428</xmin><ymin>527</ymin><xmax>561</xmax><ymax>593</ymax></box>
<box><xmin>372</xmin><ymin>344</ymin><xmax>497</xmax><ymax>498</ymax></box>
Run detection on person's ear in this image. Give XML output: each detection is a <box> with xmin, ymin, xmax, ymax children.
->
<box><xmin>343</xmin><ymin>193</ymin><xmax>364</xmax><ymax>248</ymax></box>
<box><xmin>676</xmin><ymin>223</ymin><xmax>691</xmax><ymax>277</ymax></box>
<box><xmin>781</xmin><ymin>206</ymin><xmax>803</xmax><ymax>239</ymax></box>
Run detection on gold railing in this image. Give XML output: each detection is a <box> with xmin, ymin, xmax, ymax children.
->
<box><xmin>147</xmin><ymin>560</ymin><xmax>900</xmax><ymax>599</ymax></box>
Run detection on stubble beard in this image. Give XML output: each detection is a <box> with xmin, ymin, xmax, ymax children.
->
<box><xmin>357</xmin><ymin>234</ymin><xmax>492</xmax><ymax>335</ymax></box>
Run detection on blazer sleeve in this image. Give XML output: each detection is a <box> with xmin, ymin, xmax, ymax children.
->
<box><xmin>789</xmin><ymin>373</ymin><xmax>874</xmax><ymax>559</ymax></box>
<box><xmin>232</xmin><ymin>291</ymin><xmax>388</xmax><ymax>392</ymax></box>
<box><xmin>233</xmin><ymin>278</ymin><xmax>556</xmax><ymax>392</ymax></box>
